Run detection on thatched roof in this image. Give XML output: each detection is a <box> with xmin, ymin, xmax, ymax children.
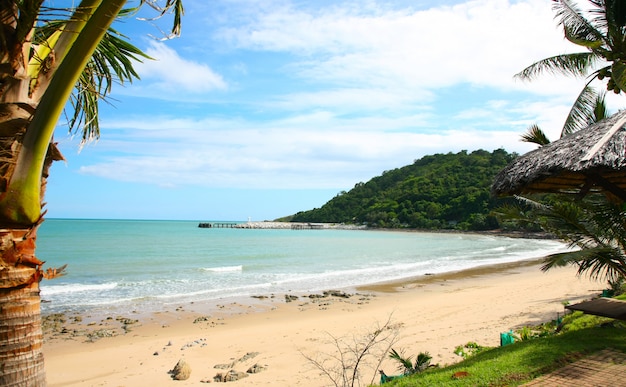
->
<box><xmin>492</xmin><ymin>110</ymin><xmax>626</xmax><ymax>202</ymax></box>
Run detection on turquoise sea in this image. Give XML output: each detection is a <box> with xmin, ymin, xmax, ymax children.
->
<box><xmin>37</xmin><ymin>219</ymin><xmax>568</xmax><ymax>316</ymax></box>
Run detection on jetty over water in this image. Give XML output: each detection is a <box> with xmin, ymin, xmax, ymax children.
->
<box><xmin>198</xmin><ymin>222</ymin><xmax>238</xmax><ymax>228</ymax></box>
<box><xmin>198</xmin><ymin>221</ymin><xmax>366</xmax><ymax>230</ymax></box>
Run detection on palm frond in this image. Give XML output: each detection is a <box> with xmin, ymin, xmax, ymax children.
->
<box><xmin>544</xmin><ymin>246</ymin><xmax>626</xmax><ymax>282</ymax></box>
<box><xmin>554</xmin><ymin>0</ymin><xmax>606</xmax><ymax>49</ymax></box>
<box><xmin>138</xmin><ymin>0</ymin><xmax>184</xmax><ymax>38</ymax></box>
<box><xmin>560</xmin><ymin>85</ymin><xmax>602</xmax><ymax>137</ymax></box>
<box><xmin>601</xmin><ymin>0</ymin><xmax>626</xmax><ymax>45</ymax></box>
<box><xmin>15</xmin><ymin>1</ymin><xmax>44</xmax><ymax>44</ymax></box>
<box><xmin>515</xmin><ymin>52</ymin><xmax>597</xmax><ymax>81</ymax></box>
<box><xmin>592</xmin><ymin>90</ymin><xmax>608</xmax><ymax>121</ymax></box>
<box><xmin>415</xmin><ymin>352</ymin><xmax>432</xmax><ymax>372</ymax></box>
<box><xmin>521</xmin><ymin>124</ymin><xmax>551</xmax><ymax>146</ymax></box>
<box><xmin>389</xmin><ymin>348</ymin><xmax>413</xmax><ymax>374</ymax></box>
<box><xmin>67</xmin><ymin>25</ymin><xmax>151</xmax><ymax>142</ymax></box>
<box><xmin>540</xmin><ymin>199</ymin><xmax>600</xmax><ymax>247</ymax></box>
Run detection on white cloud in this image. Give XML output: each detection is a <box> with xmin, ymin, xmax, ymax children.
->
<box><xmin>70</xmin><ymin>0</ymin><xmax>614</xmax><ymax>192</ymax></box>
<box><xmin>74</xmin><ymin>113</ymin><xmax>535</xmax><ymax>190</ymax></box>
<box><xmin>217</xmin><ymin>0</ymin><xmax>579</xmax><ymax>94</ymax></box>
<box><xmin>133</xmin><ymin>41</ymin><xmax>227</xmax><ymax>94</ymax></box>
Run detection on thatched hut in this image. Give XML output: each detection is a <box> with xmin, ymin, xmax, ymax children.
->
<box><xmin>491</xmin><ymin>110</ymin><xmax>626</xmax><ymax>202</ymax></box>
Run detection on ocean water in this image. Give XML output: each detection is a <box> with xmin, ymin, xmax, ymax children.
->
<box><xmin>37</xmin><ymin>219</ymin><xmax>568</xmax><ymax>316</ymax></box>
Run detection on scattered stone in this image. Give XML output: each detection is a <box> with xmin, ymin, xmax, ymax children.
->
<box><xmin>213</xmin><ymin>370</ymin><xmax>248</xmax><ymax>382</ymax></box>
<box><xmin>251</xmin><ymin>295</ymin><xmax>268</xmax><ymax>299</ymax></box>
<box><xmin>116</xmin><ymin>317</ymin><xmax>139</xmax><ymax>325</ymax></box>
<box><xmin>285</xmin><ymin>294</ymin><xmax>299</xmax><ymax>302</ymax></box>
<box><xmin>181</xmin><ymin>338</ymin><xmax>207</xmax><ymax>350</ymax></box>
<box><xmin>170</xmin><ymin>359</ymin><xmax>192</xmax><ymax>380</ymax></box>
<box><xmin>193</xmin><ymin>316</ymin><xmax>212</xmax><ymax>324</ymax></box>
<box><xmin>86</xmin><ymin>329</ymin><xmax>117</xmax><ymax>342</ymax></box>
<box><xmin>238</xmin><ymin>352</ymin><xmax>259</xmax><ymax>362</ymax></box>
<box><xmin>153</xmin><ymin>351</ymin><xmax>159</xmax><ymax>356</ymax></box>
<box><xmin>247</xmin><ymin>363</ymin><xmax>267</xmax><ymax>374</ymax></box>
<box><xmin>324</xmin><ymin>290</ymin><xmax>351</xmax><ymax>298</ymax></box>
<box><xmin>214</xmin><ymin>352</ymin><xmax>260</xmax><ymax>370</ymax></box>
<box><xmin>42</xmin><ymin>313</ymin><xmax>67</xmax><ymax>334</ymax></box>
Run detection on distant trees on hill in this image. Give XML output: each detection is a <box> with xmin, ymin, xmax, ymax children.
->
<box><xmin>287</xmin><ymin>149</ymin><xmax>517</xmax><ymax>230</ymax></box>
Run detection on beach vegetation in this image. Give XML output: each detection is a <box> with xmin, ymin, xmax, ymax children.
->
<box><xmin>287</xmin><ymin>149</ymin><xmax>518</xmax><ymax>231</ymax></box>
<box><xmin>495</xmin><ymin>194</ymin><xmax>626</xmax><ymax>285</ymax></box>
<box><xmin>0</xmin><ymin>2</ymin><xmax>183</xmax><ymax>384</ymax></box>
<box><xmin>453</xmin><ymin>341</ymin><xmax>486</xmax><ymax>359</ymax></box>
<box><xmin>388</xmin><ymin>349</ymin><xmax>433</xmax><ymax>375</ymax></box>
<box><xmin>302</xmin><ymin>316</ymin><xmax>402</xmax><ymax>387</ymax></box>
<box><xmin>377</xmin><ymin>316</ymin><xmax>626</xmax><ymax>386</ymax></box>
<box><xmin>493</xmin><ymin>0</ymin><xmax>626</xmax><ymax>291</ymax></box>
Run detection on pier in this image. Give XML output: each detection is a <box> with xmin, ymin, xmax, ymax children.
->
<box><xmin>198</xmin><ymin>221</ymin><xmax>366</xmax><ymax>230</ymax></box>
<box><xmin>197</xmin><ymin>222</ymin><xmax>238</xmax><ymax>228</ymax></box>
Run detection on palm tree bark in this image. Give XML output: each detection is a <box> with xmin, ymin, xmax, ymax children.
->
<box><xmin>0</xmin><ymin>2</ymin><xmax>126</xmax><ymax>384</ymax></box>
<box><xmin>0</xmin><ymin>226</ymin><xmax>46</xmax><ymax>386</ymax></box>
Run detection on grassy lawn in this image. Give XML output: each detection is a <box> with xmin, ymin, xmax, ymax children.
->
<box><xmin>382</xmin><ymin>316</ymin><xmax>626</xmax><ymax>386</ymax></box>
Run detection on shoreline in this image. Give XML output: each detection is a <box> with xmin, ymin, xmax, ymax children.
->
<box><xmin>40</xmin><ymin>227</ymin><xmax>563</xmax><ymax>320</ymax></box>
<box><xmin>42</xmin><ymin>259</ymin><xmax>603</xmax><ymax>386</ymax></box>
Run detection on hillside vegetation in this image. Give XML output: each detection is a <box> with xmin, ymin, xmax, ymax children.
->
<box><xmin>286</xmin><ymin>149</ymin><xmax>517</xmax><ymax>230</ymax></box>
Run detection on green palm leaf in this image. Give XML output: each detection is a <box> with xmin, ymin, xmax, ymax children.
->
<box><xmin>521</xmin><ymin>124</ymin><xmax>551</xmax><ymax>146</ymax></box>
<box><xmin>554</xmin><ymin>0</ymin><xmax>606</xmax><ymax>48</ymax></box>
<box><xmin>68</xmin><ymin>26</ymin><xmax>152</xmax><ymax>143</ymax></box>
<box><xmin>389</xmin><ymin>348</ymin><xmax>414</xmax><ymax>374</ymax></box>
<box><xmin>543</xmin><ymin>247</ymin><xmax>626</xmax><ymax>282</ymax></box>
<box><xmin>561</xmin><ymin>86</ymin><xmax>604</xmax><ymax>136</ymax></box>
<box><xmin>515</xmin><ymin>52</ymin><xmax>597</xmax><ymax>81</ymax></box>
<box><xmin>495</xmin><ymin>195</ymin><xmax>626</xmax><ymax>284</ymax></box>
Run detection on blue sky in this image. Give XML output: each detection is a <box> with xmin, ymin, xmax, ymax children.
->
<box><xmin>45</xmin><ymin>0</ymin><xmax>624</xmax><ymax>221</ymax></box>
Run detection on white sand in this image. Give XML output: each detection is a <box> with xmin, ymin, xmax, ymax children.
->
<box><xmin>43</xmin><ymin>260</ymin><xmax>602</xmax><ymax>386</ymax></box>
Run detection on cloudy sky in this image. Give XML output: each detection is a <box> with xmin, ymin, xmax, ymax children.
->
<box><xmin>46</xmin><ymin>0</ymin><xmax>623</xmax><ymax>221</ymax></box>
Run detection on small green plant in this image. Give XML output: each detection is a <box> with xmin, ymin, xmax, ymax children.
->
<box><xmin>516</xmin><ymin>326</ymin><xmax>535</xmax><ymax>341</ymax></box>
<box><xmin>388</xmin><ymin>348</ymin><xmax>432</xmax><ymax>375</ymax></box>
<box><xmin>453</xmin><ymin>342</ymin><xmax>485</xmax><ymax>358</ymax></box>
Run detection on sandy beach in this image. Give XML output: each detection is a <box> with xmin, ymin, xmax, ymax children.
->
<box><xmin>43</xmin><ymin>259</ymin><xmax>602</xmax><ymax>386</ymax></box>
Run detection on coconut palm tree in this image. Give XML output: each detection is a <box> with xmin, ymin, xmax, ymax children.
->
<box><xmin>497</xmin><ymin>0</ymin><xmax>626</xmax><ymax>290</ymax></box>
<box><xmin>516</xmin><ymin>0</ymin><xmax>626</xmax><ymax>135</ymax></box>
<box><xmin>0</xmin><ymin>1</ymin><xmax>183</xmax><ymax>385</ymax></box>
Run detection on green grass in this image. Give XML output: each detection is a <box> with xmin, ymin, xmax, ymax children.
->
<box><xmin>382</xmin><ymin>323</ymin><xmax>626</xmax><ymax>386</ymax></box>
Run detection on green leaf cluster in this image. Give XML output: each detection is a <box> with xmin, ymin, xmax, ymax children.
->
<box><xmin>289</xmin><ymin>149</ymin><xmax>517</xmax><ymax>231</ymax></box>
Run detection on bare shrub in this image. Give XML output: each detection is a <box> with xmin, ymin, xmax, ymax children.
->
<box><xmin>302</xmin><ymin>315</ymin><xmax>402</xmax><ymax>387</ymax></box>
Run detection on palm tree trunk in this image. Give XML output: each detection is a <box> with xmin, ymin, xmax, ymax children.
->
<box><xmin>0</xmin><ymin>227</ymin><xmax>46</xmax><ymax>386</ymax></box>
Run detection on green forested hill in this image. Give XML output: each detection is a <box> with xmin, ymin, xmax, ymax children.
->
<box><xmin>286</xmin><ymin>149</ymin><xmax>517</xmax><ymax>230</ymax></box>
